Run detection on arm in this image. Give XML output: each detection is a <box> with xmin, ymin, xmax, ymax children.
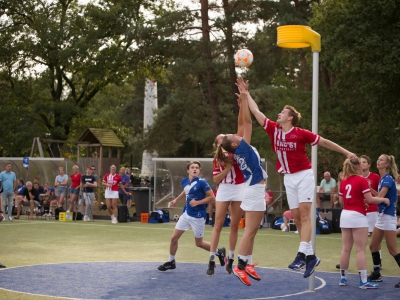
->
<box><xmin>237</xmin><ymin>97</ymin><xmax>244</xmax><ymax>137</ymax></box>
<box><xmin>377</xmin><ymin>186</ymin><xmax>389</xmax><ymax>198</ymax></box>
<box><xmin>236</xmin><ymin>77</ymin><xmax>266</xmax><ymax>126</ymax></box>
<box><xmin>61</xmin><ymin>176</ymin><xmax>68</xmax><ymax>186</ymax></box>
<box><xmin>317</xmin><ymin>137</ymin><xmax>357</xmax><ymax>159</ymax></box>
<box><xmin>213</xmin><ymin>163</ymin><xmax>232</xmax><ymax>184</ymax></box>
<box><xmin>169</xmin><ymin>190</ymin><xmax>186</xmax><ymax>207</ymax></box>
<box><xmin>189</xmin><ymin>189</ymin><xmax>215</xmax><ymax>207</ymax></box>
<box><xmin>118</xmin><ymin>182</ymin><xmax>129</xmax><ymax>195</ymax></box>
<box><xmin>239</xmin><ymin>91</ymin><xmax>252</xmax><ymax>145</ymax></box>
<box><xmin>364</xmin><ymin>192</ymin><xmax>390</xmax><ymax>205</ymax></box>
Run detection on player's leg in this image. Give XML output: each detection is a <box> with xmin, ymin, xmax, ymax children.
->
<box><xmin>353</xmin><ymin>227</ymin><xmax>376</xmax><ymax>288</ymax></box>
<box><xmin>226</xmin><ymin>201</ymin><xmax>243</xmax><ymax>273</ymax></box>
<box><xmin>339</xmin><ymin>228</ymin><xmax>353</xmax><ymax>286</ymax></box>
<box><xmin>368</xmin><ymin>225</ymin><xmax>384</xmax><ymax>282</ymax></box>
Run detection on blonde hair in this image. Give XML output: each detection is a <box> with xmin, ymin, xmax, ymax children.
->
<box><xmin>381</xmin><ymin>154</ymin><xmax>398</xmax><ymax>178</ymax></box>
<box><xmin>284</xmin><ymin>105</ymin><xmax>301</xmax><ymax>126</ymax></box>
<box><xmin>110</xmin><ymin>165</ymin><xmax>116</xmax><ymax>169</ymax></box>
<box><xmin>72</xmin><ymin>165</ymin><xmax>79</xmax><ymax>170</ymax></box>
<box><xmin>342</xmin><ymin>158</ymin><xmax>361</xmax><ymax>179</ymax></box>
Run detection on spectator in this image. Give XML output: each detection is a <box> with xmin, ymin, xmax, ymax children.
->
<box><xmin>0</xmin><ymin>163</ymin><xmax>17</xmax><ymax>221</ymax></box>
<box><xmin>281</xmin><ymin>210</ymin><xmax>294</xmax><ymax>232</ymax></box>
<box><xmin>15</xmin><ymin>181</ymin><xmax>40</xmax><ymax>220</ymax></box>
<box><xmin>118</xmin><ymin>167</ymin><xmax>131</xmax><ymax>206</ymax></box>
<box><xmin>33</xmin><ymin>178</ymin><xmax>45</xmax><ymax>194</ymax></box>
<box><xmin>14</xmin><ymin>179</ymin><xmax>26</xmax><ymax>206</ymax></box>
<box><xmin>54</xmin><ymin>167</ymin><xmax>68</xmax><ymax>208</ymax></box>
<box><xmin>332</xmin><ymin>172</ymin><xmax>343</xmax><ymax>208</ymax></box>
<box><xmin>81</xmin><ymin>166</ymin><xmax>97</xmax><ymax>221</ymax></box>
<box><xmin>125</xmin><ymin>168</ymin><xmax>133</xmax><ymax>220</ymax></box>
<box><xmin>90</xmin><ymin>166</ymin><xmax>99</xmax><ymax>183</ymax></box>
<box><xmin>67</xmin><ymin>165</ymin><xmax>82</xmax><ymax>214</ymax></box>
<box><xmin>317</xmin><ymin>172</ymin><xmax>337</xmax><ymax>212</ymax></box>
<box><xmin>43</xmin><ymin>182</ymin><xmax>55</xmax><ymax>216</ymax></box>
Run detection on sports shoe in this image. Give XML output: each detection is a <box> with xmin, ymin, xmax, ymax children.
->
<box><xmin>282</xmin><ymin>226</ymin><xmax>288</xmax><ymax>232</ymax></box>
<box><xmin>86</xmin><ymin>216</ymin><xmax>91</xmax><ymax>222</ymax></box>
<box><xmin>206</xmin><ymin>260</ymin><xmax>215</xmax><ymax>276</ymax></box>
<box><xmin>0</xmin><ymin>263</ymin><xmax>6</xmax><ymax>268</ymax></box>
<box><xmin>395</xmin><ymin>281</ymin><xmax>400</xmax><ymax>288</ymax></box>
<box><xmin>111</xmin><ymin>217</ymin><xmax>118</xmax><ymax>224</ymax></box>
<box><xmin>336</xmin><ymin>264</ymin><xmax>340</xmax><ymax>269</ymax></box>
<box><xmin>225</xmin><ymin>257</ymin><xmax>234</xmax><ymax>274</ymax></box>
<box><xmin>245</xmin><ymin>264</ymin><xmax>261</xmax><ymax>281</ymax></box>
<box><xmin>216</xmin><ymin>248</ymin><xmax>226</xmax><ymax>266</ymax></box>
<box><xmin>66</xmin><ymin>210</ymin><xmax>70</xmax><ymax>213</ymax></box>
<box><xmin>158</xmin><ymin>260</ymin><xmax>176</xmax><ymax>271</ymax></box>
<box><xmin>288</xmin><ymin>253</ymin><xmax>306</xmax><ymax>271</ymax></box>
<box><xmin>339</xmin><ymin>278</ymin><xmax>347</xmax><ymax>286</ymax></box>
<box><xmin>233</xmin><ymin>265</ymin><xmax>251</xmax><ymax>286</ymax></box>
<box><xmin>303</xmin><ymin>256</ymin><xmax>320</xmax><ymax>278</ymax></box>
<box><xmin>368</xmin><ymin>270</ymin><xmax>382</xmax><ymax>282</ymax></box>
<box><xmin>359</xmin><ymin>281</ymin><xmax>378</xmax><ymax>289</ymax></box>
<box><xmin>8</xmin><ymin>216</ymin><xmax>12</xmax><ymax>221</ymax></box>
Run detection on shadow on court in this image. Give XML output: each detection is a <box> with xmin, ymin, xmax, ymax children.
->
<box><xmin>0</xmin><ymin>262</ymin><xmax>398</xmax><ymax>299</ymax></box>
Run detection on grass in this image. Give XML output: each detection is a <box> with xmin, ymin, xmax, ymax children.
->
<box><xmin>0</xmin><ymin>217</ymin><xmax>399</xmax><ymax>299</ymax></box>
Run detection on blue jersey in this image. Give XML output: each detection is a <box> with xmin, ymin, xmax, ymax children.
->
<box><xmin>234</xmin><ymin>139</ymin><xmax>267</xmax><ymax>185</ymax></box>
<box><xmin>181</xmin><ymin>177</ymin><xmax>211</xmax><ymax>219</ymax></box>
<box><xmin>378</xmin><ymin>174</ymin><xmax>397</xmax><ymax>216</ymax></box>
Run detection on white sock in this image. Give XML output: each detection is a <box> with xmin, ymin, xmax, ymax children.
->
<box><xmin>340</xmin><ymin>269</ymin><xmax>348</xmax><ymax>279</ymax></box>
<box><xmin>229</xmin><ymin>250</ymin><xmax>234</xmax><ymax>259</ymax></box>
<box><xmin>210</xmin><ymin>252</ymin><xmax>216</xmax><ymax>261</ymax></box>
<box><xmin>298</xmin><ymin>242</ymin><xmax>308</xmax><ymax>255</ymax></box>
<box><xmin>359</xmin><ymin>270</ymin><xmax>367</xmax><ymax>283</ymax></box>
<box><xmin>306</xmin><ymin>242</ymin><xmax>314</xmax><ymax>256</ymax></box>
<box><xmin>168</xmin><ymin>255</ymin><xmax>175</xmax><ymax>262</ymax></box>
<box><xmin>247</xmin><ymin>255</ymin><xmax>253</xmax><ymax>265</ymax></box>
<box><xmin>238</xmin><ymin>254</ymin><xmax>248</xmax><ymax>263</ymax></box>
<box><xmin>379</xmin><ymin>250</ymin><xmax>382</xmax><ymax>259</ymax></box>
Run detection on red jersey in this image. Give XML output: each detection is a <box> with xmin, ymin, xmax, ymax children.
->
<box><xmin>212</xmin><ymin>153</ymin><xmax>245</xmax><ymax>184</ymax></box>
<box><xmin>70</xmin><ymin>173</ymin><xmax>82</xmax><ymax>188</ymax></box>
<box><xmin>364</xmin><ymin>172</ymin><xmax>380</xmax><ymax>213</ymax></box>
<box><xmin>339</xmin><ymin>175</ymin><xmax>370</xmax><ymax>215</ymax></box>
<box><xmin>263</xmin><ymin>118</ymin><xmax>320</xmax><ymax>174</ymax></box>
<box><xmin>103</xmin><ymin>173</ymin><xmax>121</xmax><ymax>191</ymax></box>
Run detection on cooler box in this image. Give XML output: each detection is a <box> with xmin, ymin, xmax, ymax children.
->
<box><xmin>59</xmin><ymin>212</ymin><xmax>73</xmax><ymax>222</ymax></box>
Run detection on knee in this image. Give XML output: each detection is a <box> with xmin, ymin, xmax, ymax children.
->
<box><xmin>170</xmin><ymin>235</ymin><xmax>179</xmax><ymax>244</ymax></box>
<box><xmin>195</xmin><ymin>240</ymin><xmax>203</xmax><ymax>248</ymax></box>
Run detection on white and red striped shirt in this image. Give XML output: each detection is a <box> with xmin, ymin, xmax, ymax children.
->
<box><xmin>103</xmin><ymin>173</ymin><xmax>121</xmax><ymax>192</ymax></box>
<box><xmin>263</xmin><ymin>118</ymin><xmax>320</xmax><ymax>174</ymax></box>
<box><xmin>213</xmin><ymin>152</ymin><xmax>245</xmax><ymax>184</ymax></box>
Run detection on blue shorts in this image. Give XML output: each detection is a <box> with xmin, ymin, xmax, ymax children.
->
<box><xmin>70</xmin><ymin>187</ymin><xmax>80</xmax><ymax>195</ymax></box>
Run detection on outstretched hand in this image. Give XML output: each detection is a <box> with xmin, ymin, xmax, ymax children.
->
<box><xmin>236</xmin><ymin>76</ymin><xmax>249</xmax><ymax>92</ymax></box>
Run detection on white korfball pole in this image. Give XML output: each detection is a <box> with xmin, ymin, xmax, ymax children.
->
<box><xmin>141</xmin><ymin>78</ymin><xmax>158</xmax><ymax>177</ymax></box>
<box><xmin>277</xmin><ymin>25</ymin><xmax>321</xmax><ymax>292</ymax></box>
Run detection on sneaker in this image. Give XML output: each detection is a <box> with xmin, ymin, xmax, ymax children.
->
<box><xmin>206</xmin><ymin>260</ymin><xmax>216</xmax><ymax>276</ymax></box>
<box><xmin>111</xmin><ymin>217</ymin><xmax>118</xmax><ymax>224</ymax></box>
<box><xmin>395</xmin><ymin>281</ymin><xmax>400</xmax><ymax>288</ymax></box>
<box><xmin>158</xmin><ymin>260</ymin><xmax>176</xmax><ymax>271</ymax></box>
<box><xmin>216</xmin><ymin>248</ymin><xmax>226</xmax><ymax>266</ymax></box>
<box><xmin>282</xmin><ymin>226</ymin><xmax>288</xmax><ymax>232</ymax></box>
<box><xmin>225</xmin><ymin>257</ymin><xmax>234</xmax><ymax>275</ymax></box>
<box><xmin>359</xmin><ymin>281</ymin><xmax>378</xmax><ymax>289</ymax></box>
<box><xmin>288</xmin><ymin>253</ymin><xmax>306</xmax><ymax>271</ymax></box>
<box><xmin>336</xmin><ymin>264</ymin><xmax>340</xmax><ymax>269</ymax></box>
<box><xmin>245</xmin><ymin>264</ymin><xmax>261</xmax><ymax>281</ymax></box>
<box><xmin>339</xmin><ymin>278</ymin><xmax>347</xmax><ymax>286</ymax></box>
<box><xmin>368</xmin><ymin>270</ymin><xmax>382</xmax><ymax>282</ymax></box>
<box><xmin>86</xmin><ymin>217</ymin><xmax>91</xmax><ymax>222</ymax></box>
<box><xmin>233</xmin><ymin>265</ymin><xmax>251</xmax><ymax>286</ymax></box>
<box><xmin>0</xmin><ymin>263</ymin><xmax>6</xmax><ymax>268</ymax></box>
<box><xmin>303</xmin><ymin>256</ymin><xmax>320</xmax><ymax>278</ymax></box>
<box><xmin>8</xmin><ymin>216</ymin><xmax>12</xmax><ymax>222</ymax></box>
<box><xmin>66</xmin><ymin>210</ymin><xmax>70</xmax><ymax>213</ymax></box>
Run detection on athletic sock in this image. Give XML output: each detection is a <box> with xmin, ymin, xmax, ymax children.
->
<box><xmin>299</xmin><ymin>242</ymin><xmax>308</xmax><ymax>256</ymax></box>
<box><xmin>372</xmin><ymin>251</ymin><xmax>381</xmax><ymax>267</ymax></box>
<box><xmin>359</xmin><ymin>270</ymin><xmax>367</xmax><ymax>283</ymax></box>
<box><xmin>168</xmin><ymin>255</ymin><xmax>175</xmax><ymax>262</ymax></box>
<box><xmin>340</xmin><ymin>269</ymin><xmax>348</xmax><ymax>279</ymax></box>
<box><xmin>229</xmin><ymin>250</ymin><xmax>234</xmax><ymax>259</ymax></box>
<box><xmin>247</xmin><ymin>255</ymin><xmax>253</xmax><ymax>265</ymax></box>
<box><xmin>210</xmin><ymin>252</ymin><xmax>216</xmax><ymax>261</ymax></box>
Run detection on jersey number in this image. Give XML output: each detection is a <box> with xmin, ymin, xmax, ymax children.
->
<box><xmin>345</xmin><ymin>184</ymin><xmax>352</xmax><ymax>199</ymax></box>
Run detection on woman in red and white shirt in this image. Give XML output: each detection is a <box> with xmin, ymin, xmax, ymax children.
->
<box><xmin>338</xmin><ymin>158</ymin><xmax>389</xmax><ymax>288</ymax></box>
<box><xmin>103</xmin><ymin>165</ymin><xmax>128</xmax><ymax>224</ymax></box>
<box><xmin>68</xmin><ymin>165</ymin><xmax>82</xmax><ymax>213</ymax></box>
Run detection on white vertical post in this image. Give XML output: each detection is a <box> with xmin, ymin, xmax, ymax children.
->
<box><xmin>309</xmin><ymin>51</ymin><xmax>319</xmax><ymax>291</ymax></box>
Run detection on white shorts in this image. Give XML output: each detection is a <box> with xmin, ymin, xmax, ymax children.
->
<box><xmin>374</xmin><ymin>214</ymin><xmax>397</xmax><ymax>231</ymax></box>
<box><xmin>340</xmin><ymin>210</ymin><xmax>368</xmax><ymax>228</ymax></box>
<box><xmin>366</xmin><ymin>211</ymin><xmax>378</xmax><ymax>233</ymax></box>
<box><xmin>216</xmin><ymin>183</ymin><xmax>244</xmax><ymax>202</ymax></box>
<box><xmin>284</xmin><ymin>169</ymin><xmax>315</xmax><ymax>209</ymax></box>
<box><xmin>105</xmin><ymin>190</ymin><xmax>119</xmax><ymax>199</ymax></box>
<box><xmin>175</xmin><ymin>211</ymin><xmax>206</xmax><ymax>238</ymax></box>
<box><xmin>240</xmin><ymin>181</ymin><xmax>266</xmax><ymax>212</ymax></box>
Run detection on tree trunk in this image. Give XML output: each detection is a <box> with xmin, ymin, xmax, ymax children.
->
<box><xmin>222</xmin><ymin>0</ymin><xmax>239</xmax><ymax>116</ymax></box>
<box><xmin>201</xmin><ymin>0</ymin><xmax>220</xmax><ymax>136</ymax></box>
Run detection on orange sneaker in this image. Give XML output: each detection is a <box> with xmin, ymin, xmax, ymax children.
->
<box><xmin>233</xmin><ymin>266</ymin><xmax>252</xmax><ymax>286</ymax></box>
<box><xmin>245</xmin><ymin>264</ymin><xmax>261</xmax><ymax>281</ymax></box>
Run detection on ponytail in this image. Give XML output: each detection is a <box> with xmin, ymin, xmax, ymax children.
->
<box><xmin>342</xmin><ymin>158</ymin><xmax>360</xmax><ymax>179</ymax></box>
<box><xmin>387</xmin><ymin>155</ymin><xmax>398</xmax><ymax>178</ymax></box>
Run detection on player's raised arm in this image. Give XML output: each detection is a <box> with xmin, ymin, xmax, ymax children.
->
<box><xmin>236</xmin><ymin>77</ymin><xmax>266</xmax><ymax>126</ymax></box>
<box><xmin>317</xmin><ymin>137</ymin><xmax>357</xmax><ymax>160</ymax></box>
<box><xmin>238</xmin><ymin>90</ymin><xmax>252</xmax><ymax>145</ymax></box>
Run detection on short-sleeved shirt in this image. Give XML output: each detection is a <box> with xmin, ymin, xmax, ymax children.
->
<box><xmin>70</xmin><ymin>173</ymin><xmax>82</xmax><ymax>188</ymax></box>
<box><xmin>118</xmin><ymin>174</ymin><xmax>131</xmax><ymax>194</ymax></box>
<box><xmin>0</xmin><ymin>171</ymin><xmax>16</xmax><ymax>192</ymax></box>
<box><xmin>378</xmin><ymin>174</ymin><xmax>397</xmax><ymax>216</ymax></box>
<box><xmin>182</xmin><ymin>177</ymin><xmax>212</xmax><ymax>219</ymax></box>
<box><xmin>233</xmin><ymin>139</ymin><xmax>267</xmax><ymax>185</ymax></box>
<box><xmin>212</xmin><ymin>152</ymin><xmax>245</xmax><ymax>185</ymax></box>
<box><xmin>23</xmin><ymin>187</ymin><xmax>39</xmax><ymax>201</ymax></box>
<box><xmin>55</xmin><ymin>174</ymin><xmax>68</xmax><ymax>186</ymax></box>
<box><xmin>81</xmin><ymin>175</ymin><xmax>96</xmax><ymax>193</ymax></box>
<box><xmin>262</xmin><ymin>118</ymin><xmax>320</xmax><ymax>174</ymax></box>
<box><xmin>103</xmin><ymin>173</ymin><xmax>122</xmax><ymax>192</ymax></box>
<box><xmin>320</xmin><ymin>178</ymin><xmax>337</xmax><ymax>193</ymax></box>
<box><xmin>365</xmin><ymin>172</ymin><xmax>380</xmax><ymax>213</ymax></box>
<box><xmin>339</xmin><ymin>175</ymin><xmax>370</xmax><ymax>215</ymax></box>
<box><xmin>17</xmin><ymin>185</ymin><xmax>26</xmax><ymax>195</ymax></box>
